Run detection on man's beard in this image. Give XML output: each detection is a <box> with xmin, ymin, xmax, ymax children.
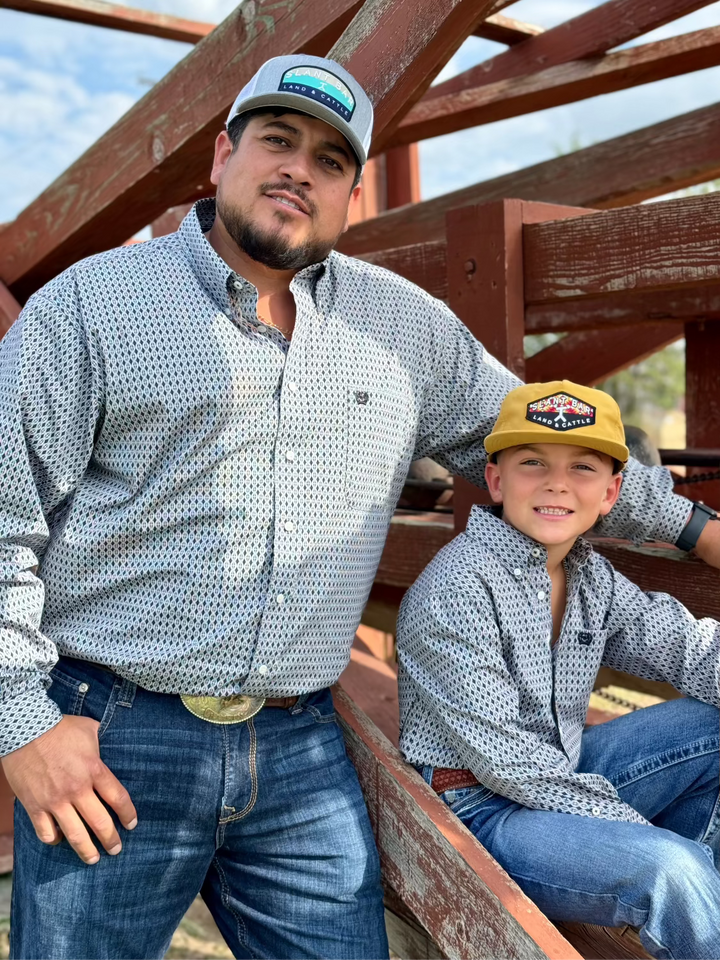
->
<box><xmin>216</xmin><ymin>186</ymin><xmax>338</xmax><ymax>271</ymax></box>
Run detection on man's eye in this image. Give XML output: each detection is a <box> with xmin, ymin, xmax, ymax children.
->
<box><xmin>320</xmin><ymin>156</ymin><xmax>342</xmax><ymax>170</ymax></box>
<box><xmin>266</xmin><ymin>136</ymin><xmax>290</xmax><ymax>146</ymax></box>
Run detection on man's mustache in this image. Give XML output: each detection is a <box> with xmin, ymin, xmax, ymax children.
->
<box><xmin>260</xmin><ymin>182</ymin><xmax>317</xmax><ymax>219</ymax></box>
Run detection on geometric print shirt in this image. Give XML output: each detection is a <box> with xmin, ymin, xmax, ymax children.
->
<box><xmin>397</xmin><ymin>507</ymin><xmax>720</xmax><ymax>824</ymax></box>
<box><xmin>0</xmin><ymin>199</ymin><xmax>692</xmax><ymax>756</ymax></box>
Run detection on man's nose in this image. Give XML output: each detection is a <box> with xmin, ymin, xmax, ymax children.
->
<box><xmin>277</xmin><ymin>151</ymin><xmax>313</xmax><ymax>186</ymax></box>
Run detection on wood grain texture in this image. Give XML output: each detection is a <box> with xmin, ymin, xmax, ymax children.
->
<box><xmin>333</xmin><ymin>686</ymin><xmax>580</xmax><ymax>960</ymax></box>
<box><xmin>0</xmin><ymin>280</ymin><xmax>21</xmax><ymax>339</ymax></box>
<box><xmin>428</xmin><ymin>0</ymin><xmax>711</xmax><ymax>98</ymax></box>
<box><xmin>328</xmin><ymin>0</ymin><xmax>497</xmax><ymax>154</ymax></box>
<box><xmin>0</xmin><ymin>0</ymin><xmax>363</xmax><ymax>302</ymax></box>
<box><xmin>385</xmin><ymin>144</ymin><xmax>420</xmax><ymax>210</ymax></box>
<box><xmin>359</xmin><ymin>240</ymin><xmax>448</xmax><ymax>299</ymax></box>
<box><xmin>375</xmin><ymin>513</ymin><xmax>454</xmax><ymax>588</ymax></box>
<box><xmin>339</xmin><ymin>100</ymin><xmax>720</xmax><ymax>256</ymax></box>
<box><xmin>525</xmin><ymin>324</ymin><xmax>684</xmax><ymax>385</ymax></box>
<box><xmin>0</xmin><ymin>0</ymin><xmax>214</xmax><ymax>43</ymax></box>
<box><xmin>524</xmin><ymin>193</ymin><xmax>720</xmax><ymax>304</ymax></box>
<box><xmin>473</xmin><ymin>13</ymin><xmax>544</xmax><ymax>46</ymax></box>
<box><xmin>390</xmin><ymin>26</ymin><xmax>720</xmax><ymax>148</ymax></box>
<box><xmin>685</xmin><ymin>322</ymin><xmax>720</xmax><ymax>508</ymax></box>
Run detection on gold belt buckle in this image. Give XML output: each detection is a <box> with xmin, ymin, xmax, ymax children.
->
<box><xmin>180</xmin><ymin>694</ymin><xmax>266</xmax><ymax>725</ymax></box>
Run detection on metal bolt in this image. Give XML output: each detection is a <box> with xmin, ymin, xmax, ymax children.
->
<box><xmin>464</xmin><ymin>258</ymin><xmax>476</xmax><ymax>275</ymax></box>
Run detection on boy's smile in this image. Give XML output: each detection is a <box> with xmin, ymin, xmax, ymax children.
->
<box><xmin>485</xmin><ymin>442</ymin><xmax>622</xmax><ymax>563</ymax></box>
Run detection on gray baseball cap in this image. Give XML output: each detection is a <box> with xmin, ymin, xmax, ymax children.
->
<box><xmin>226</xmin><ymin>55</ymin><xmax>374</xmax><ymax>166</ymax></box>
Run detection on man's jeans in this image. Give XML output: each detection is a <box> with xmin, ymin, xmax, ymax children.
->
<box><xmin>423</xmin><ymin>698</ymin><xmax>720</xmax><ymax>960</ymax></box>
<box><xmin>10</xmin><ymin>657</ymin><xmax>389</xmax><ymax>960</ymax></box>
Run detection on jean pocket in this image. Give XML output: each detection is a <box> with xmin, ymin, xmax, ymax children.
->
<box><xmin>444</xmin><ymin>784</ymin><xmax>495</xmax><ymax>819</ymax></box>
<box><xmin>300</xmin><ymin>688</ymin><xmax>338</xmax><ymax>724</ymax></box>
<box><xmin>48</xmin><ymin>660</ymin><xmax>129</xmax><ymax>741</ymax></box>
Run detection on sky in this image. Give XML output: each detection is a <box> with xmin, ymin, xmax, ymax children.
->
<box><xmin>1</xmin><ymin>0</ymin><xmax>719</xmax><ymax>225</ymax></box>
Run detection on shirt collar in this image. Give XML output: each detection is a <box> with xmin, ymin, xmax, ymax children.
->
<box><xmin>466</xmin><ymin>505</ymin><xmax>592</xmax><ymax>575</ymax></box>
<box><xmin>178</xmin><ymin>197</ymin><xmax>330</xmax><ymax>310</ymax></box>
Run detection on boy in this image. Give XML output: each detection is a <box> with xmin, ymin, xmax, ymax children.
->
<box><xmin>397</xmin><ymin>381</ymin><xmax>720</xmax><ymax>959</ymax></box>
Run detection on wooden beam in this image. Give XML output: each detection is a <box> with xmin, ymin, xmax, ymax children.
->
<box><xmin>385</xmin><ymin>145</ymin><xmax>420</xmax><ymax>210</ymax></box>
<box><xmin>390</xmin><ymin>27</ymin><xmax>720</xmax><ymax>149</ymax></box>
<box><xmin>329</xmin><ymin>0</ymin><xmax>497</xmax><ymax>155</ymax></box>
<box><xmin>0</xmin><ymin>0</ymin><xmax>365</xmax><ymax>303</ymax></box>
<box><xmin>333</xmin><ymin>686</ymin><xmax>580</xmax><ymax>959</ymax></box>
<box><xmin>428</xmin><ymin>0</ymin><xmax>712</xmax><ymax>99</ymax></box>
<box><xmin>685</xmin><ymin>322</ymin><xmax>720</xmax><ymax>508</ymax></box>
<box><xmin>339</xmin><ymin>100</ymin><xmax>720</xmax><ymax>256</ymax></box>
<box><xmin>0</xmin><ymin>280</ymin><xmax>21</xmax><ymax>339</ymax></box>
<box><xmin>0</xmin><ymin>0</ymin><xmax>214</xmax><ymax>43</ymax></box>
<box><xmin>473</xmin><ymin>13</ymin><xmax>544</xmax><ymax>46</ymax></box>
<box><xmin>525</xmin><ymin>324</ymin><xmax>684</xmax><ymax>385</ymax></box>
<box><xmin>524</xmin><ymin>193</ymin><xmax>720</xmax><ymax>305</ymax></box>
<box><xmin>360</xmin><ymin>240</ymin><xmax>448</xmax><ymax>299</ymax></box>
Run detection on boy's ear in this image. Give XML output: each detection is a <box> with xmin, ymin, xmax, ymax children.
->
<box><xmin>598</xmin><ymin>472</ymin><xmax>623</xmax><ymax>517</ymax></box>
<box><xmin>485</xmin><ymin>460</ymin><xmax>503</xmax><ymax>504</ymax></box>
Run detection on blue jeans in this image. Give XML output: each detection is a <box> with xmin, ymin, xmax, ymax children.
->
<box><xmin>10</xmin><ymin>657</ymin><xmax>389</xmax><ymax>960</ymax></box>
<box><xmin>423</xmin><ymin>698</ymin><xmax>720</xmax><ymax>960</ymax></box>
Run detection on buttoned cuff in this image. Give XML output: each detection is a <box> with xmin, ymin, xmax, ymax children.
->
<box><xmin>588</xmin><ymin>799</ymin><xmax>649</xmax><ymax>826</ymax></box>
<box><xmin>649</xmin><ymin>492</ymin><xmax>694</xmax><ymax>546</ymax></box>
<box><xmin>0</xmin><ymin>685</ymin><xmax>63</xmax><ymax>757</ymax></box>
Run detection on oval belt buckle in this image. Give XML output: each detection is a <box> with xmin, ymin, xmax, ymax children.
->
<box><xmin>180</xmin><ymin>694</ymin><xmax>266</xmax><ymax>725</ymax></box>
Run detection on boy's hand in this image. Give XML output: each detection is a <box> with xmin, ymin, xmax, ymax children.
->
<box><xmin>693</xmin><ymin>512</ymin><xmax>720</xmax><ymax>569</ymax></box>
<box><xmin>1</xmin><ymin>716</ymin><xmax>137</xmax><ymax>864</ymax></box>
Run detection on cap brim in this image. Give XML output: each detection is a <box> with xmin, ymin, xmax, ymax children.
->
<box><xmin>484</xmin><ymin>430</ymin><xmax>629</xmax><ymax>468</ymax></box>
<box><xmin>228</xmin><ymin>92</ymin><xmax>366</xmax><ymax>166</ymax></box>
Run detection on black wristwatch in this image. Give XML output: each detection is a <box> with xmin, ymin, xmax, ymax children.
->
<box><xmin>676</xmin><ymin>501</ymin><xmax>719</xmax><ymax>552</ymax></box>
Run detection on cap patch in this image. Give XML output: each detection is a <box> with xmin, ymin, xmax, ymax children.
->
<box><xmin>526</xmin><ymin>392</ymin><xmax>597</xmax><ymax>431</ymax></box>
<box><xmin>279</xmin><ymin>66</ymin><xmax>355</xmax><ymax>122</ymax></box>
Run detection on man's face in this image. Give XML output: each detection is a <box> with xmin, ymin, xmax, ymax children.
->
<box><xmin>210</xmin><ymin>111</ymin><xmax>361</xmax><ymax>271</ymax></box>
<box><xmin>485</xmin><ymin>443</ymin><xmax>622</xmax><ymax>550</ymax></box>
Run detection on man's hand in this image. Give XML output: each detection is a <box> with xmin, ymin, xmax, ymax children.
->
<box><xmin>1</xmin><ymin>716</ymin><xmax>137</xmax><ymax>864</ymax></box>
<box><xmin>693</xmin><ymin>512</ymin><xmax>720</xmax><ymax>570</ymax></box>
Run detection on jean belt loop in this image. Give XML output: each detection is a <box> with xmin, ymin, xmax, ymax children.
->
<box><xmin>421</xmin><ymin>764</ymin><xmax>435</xmax><ymax>787</ymax></box>
<box><xmin>117</xmin><ymin>677</ymin><xmax>137</xmax><ymax>708</ymax></box>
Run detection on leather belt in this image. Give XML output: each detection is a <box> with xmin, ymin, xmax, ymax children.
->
<box><xmin>431</xmin><ymin>767</ymin><xmax>481</xmax><ymax>794</ymax></box>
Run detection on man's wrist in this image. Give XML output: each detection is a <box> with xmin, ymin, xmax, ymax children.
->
<box><xmin>676</xmin><ymin>502</ymin><xmax>719</xmax><ymax>552</ymax></box>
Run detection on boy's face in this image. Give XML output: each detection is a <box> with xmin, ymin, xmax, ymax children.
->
<box><xmin>485</xmin><ymin>443</ymin><xmax>622</xmax><ymax>549</ymax></box>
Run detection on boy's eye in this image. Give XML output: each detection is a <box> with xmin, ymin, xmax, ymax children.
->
<box><xmin>520</xmin><ymin>458</ymin><xmax>542</xmax><ymax>466</ymax></box>
<box><xmin>574</xmin><ymin>463</ymin><xmax>596</xmax><ymax>472</ymax></box>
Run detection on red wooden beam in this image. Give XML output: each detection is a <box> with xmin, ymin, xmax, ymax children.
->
<box><xmin>0</xmin><ymin>0</ymin><xmax>214</xmax><ymax>43</ymax></box>
<box><xmin>473</xmin><ymin>13</ymin><xmax>544</xmax><ymax>46</ymax></box>
<box><xmin>0</xmin><ymin>0</ymin><xmax>365</xmax><ymax>303</ymax></box>
<box><xmin>385</xmin><ymin>145</ymin><xmax>420</xmax><ymax>210</ymax></box>
<box><xmin>525</xmin><ymin>324</ymin><xmax>684</xmax><ymax>385</ymax></box>
<box><xmin>685</xmin><ymin>322</ymin><xmax>720</xmax><ymax>508</ymax></box>
<box><xmin>428</xmin><ymin>0</ymin><xmax>712</xmax><ymax>100</ymax></box>
<box><xmin>390</xmin><ymin>27</ymin><xmax>720</xmax><ymax>149</ymax></box>
<box><xmin>524</xmin><ymin>192</ymin><xmax>720</xmax><ymax>305</ymax></box>
<box><xmin>339</xmin><ymin>100</ymin><xmax>720</xmax><ymax>257</ymax></box>
<box><xmin>0</xmin><ymin>280</ymin><xmax>21</xmax><ymax>339</ymax></box>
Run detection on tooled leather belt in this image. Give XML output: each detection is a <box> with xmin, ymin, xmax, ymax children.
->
<box><xmin>431</xmin><ymin>767</ymin><xmax>481</xmax><ymax>794</ymax></box>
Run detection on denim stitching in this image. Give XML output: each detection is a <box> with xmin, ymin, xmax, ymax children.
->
<box><xmin>222</xmin><ymin>719</ymin><xmax>258</xmax><ymax>823</ymax></box>
<box><xmin>612</xmin><ymin>737</ymin><xmax>719</xmax><ymax>790</ymax></box>
<box><xmin>303</xmin><ymin>703</ymin><xmax>337</xmax><ymax>724</ymax></box>
<box><xmin>701</xmin><ymin>787</ymin><xmax>720</xmax><ymax>846</ymax></box>
<box><xmin>98</xmin><ymin>680</ymin><xmax>122</xmax><ymax>740</ymax></box>
<box><xmin>211</xmin><ymin>855</ymin><xmax>252</xmax><ymax>956</ymax></box>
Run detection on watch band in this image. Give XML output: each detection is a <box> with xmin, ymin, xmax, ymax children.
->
<box><xmin>676</xmin><ymin>501</ymin><xmax>719</xmax><ymax>552</ymax></box>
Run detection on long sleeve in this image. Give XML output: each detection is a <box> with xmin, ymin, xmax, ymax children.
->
<box><xmin>0</xmin><ymin>290</ymin><xmax>103</xmax><ymax>756</ymax></box>
<box><xmin>397</xmin><ymin>577</ymin><xmax>647</xmax><ymax>824</ymax></box>
<box><xmin>602</xmin><ymin>562</ymin><xmax>720</xmax><ymax>706</ymax></box>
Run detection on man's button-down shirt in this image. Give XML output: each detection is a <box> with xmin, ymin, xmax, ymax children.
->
<box><xmin>397</xmin><ymin>507</ymin><xmax>720</xmax><ymax>823</ymax></box>
<box><xmin>0</xmin><ymin>199</ymin><xmax>691</xmax><ymax>755</ymax></box>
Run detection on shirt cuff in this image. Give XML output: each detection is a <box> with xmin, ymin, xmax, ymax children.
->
<box><xmin>649</xmin><ymin>492</ymin><xmax>694</xmax><ymax>546</ymax></box>
<box><xmin>0</xmin><ymin>685</ymin><xmax>63</xmax><ymax>757</ymax></box>
<box><xmin>588</xmin><ymin>799</ymin><xmax>649</xmax><ymax>826</ymax></box>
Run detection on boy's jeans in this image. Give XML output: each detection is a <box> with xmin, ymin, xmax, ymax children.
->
<box><xmin>10</xmin><ymin>657</ymin><xmax>389</xmax><ymax>960</ymax></box>
<box><xmin>424</xmin><ymin>697</ymin><xmax>720</xmax><ymax>960</ymax></box>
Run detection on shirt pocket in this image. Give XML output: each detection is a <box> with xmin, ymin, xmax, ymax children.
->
<box><xmin>345</xmin><ymin>386</ymin><xmax>414</xmax><ymax>509</ymax></box>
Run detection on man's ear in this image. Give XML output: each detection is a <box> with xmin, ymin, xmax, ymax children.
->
<box><xmin>598</xmin><ymin>472</ymin><xmax>623</xmax><ymax>517</ymax></box>
<box><xmin>485</xmin><ymin>460</ymin><xmax>503</xmax><ymax>504</ymax></box>
<box><xmin>341</xmin><ymin>183</ymin><xmax>363</xmax><ymax>234</ymax></box>
<box><xmin>210</xmin><ymin>130</ymin><xmax>234</xmax><ymax>187</ymax></box>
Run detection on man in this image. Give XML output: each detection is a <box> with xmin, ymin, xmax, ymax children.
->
<box><xmin>0</xmin><ymin>54</ymin><xmax>718</xmax><ymax>959</ymax></box>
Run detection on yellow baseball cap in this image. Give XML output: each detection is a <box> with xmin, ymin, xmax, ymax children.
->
<box><xmin>485</xmin><ymin>380</ymin><xmax>629</xmax><ymax>469</ymax></box>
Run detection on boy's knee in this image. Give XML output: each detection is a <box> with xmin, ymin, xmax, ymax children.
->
<box><xmin>640</xmin><ymin>832</ymin><xmax>716</xmax><ymax>905</ymax></box>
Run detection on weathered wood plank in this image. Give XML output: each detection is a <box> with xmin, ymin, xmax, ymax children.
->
<box><xmin>473</xmin><ymin>13</ymin><xmax>544</xmax><ymax>46</ymax></box>
<box><xmin>525</xmin><ymin>324</ymin><xmax>684</xmax><ymax>385</ymax></box>
<box><xmin>524</xmin><ymin>193</ymin><xmax>720</xmax><ymax>304</ymax></box>
<box><xmin>385</xmin><ymin>144</ymin><xmax>420</xmax><ymax>210</ymax></box>
<box><xmin>0</xmin><ymin>0</ymin><xmax>214</xmax><ymax>43</ymax></box>
<box><xmin>430</xmin><ymin>0</ymin><xmax>711</xmax><ymax>98</ymax></box>
<box><xmin>390</xmin><ymin>27</ymin><xmax>720</xmax><ymax>148</ymax></box>
<box><xmin>375</xmin><ymin>513</ymin><xmax>454</xmax><ymax>588</ymax></box>
<box><xmin>359</xmin><ymin>240</ymin><xmax>447</xmax><ymax>298</ymax></box>
<box><xmin>329</xmin><ymin>0</ymin><xmax>497</xmax><ymax>155</ymax></box>
<box><xmin>0</xmin><ymin>0</ymin><xmax>364</xmax><ymax>302</ymax></box>
<box><xmin>556</xmin><ymin>922</ymin><xmax>652</xmax><ymax>960</ymax></box>
<box><xmin>339</xmin><ymin>101</ymin><xmax>720</xmax><ymax>256</ymax></box>
<box><xmin>0</xmin><ymin>280</ymin><xmax>21</xmax><ymax>339</ymax></box>
<box><xmin>685</xmin><ymin>322</ymin><xmax>720</xmax><ymax>508</ymax></box>
<box><xmin>333</xmin><ymin>686</ymin><xmax>580</xmax><ymax>960</ymax></box>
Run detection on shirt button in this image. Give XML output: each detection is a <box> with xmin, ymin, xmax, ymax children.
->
<box><xmin>445</xmin><ymin>790</ymin><xmax>456</xmax><ymax>803</ymax></box>
<box><xmin>78</xmin><ymin>682</ymin><xmax>89</xmax><ymax>693</ymax></box>
<box><xmin>592</xmin><ymin>807</ymin><xmax>601</xmax><ymax>816</ymax></box>
<box><xmin>285</xmin><ymin>450</ymin><xmax>296</xmax><ymax>462</ymax></box>
<box><xmin>537</xmin><ymin>590</ymin><xmax>546</xmax><ymax>600</ymax></box>
<box><xmin>287</xmin><ymin>381</ymin><xmax>298</xmax><ymax>393</ymax></box>
<box><xmin>531</xmin><ymin>548</ymin><xmax>541</xmax><ymax>558</ymax></box>
<box><xmin>284</xmin><ymin>520</ymin><xmax>296</xmax><ymax>532</ymax></box>
<box><xmin>233</xmin><ymin>279</ymin><xmax>243</xmax><ymax>290</ymax></box>
<box><xmin>513</xmin><ymin>568</ymin><xmax>522</xmax><ymax>578</ymax></box>
<box><xmin>258</xmin><ymin>664</ymin><xmax>268</xmax><ymax>676</ymax></box>
<box><xmin>276</xmin><ymin>594</ymin><xmax>285</xmax><ymax>605</ymax></box>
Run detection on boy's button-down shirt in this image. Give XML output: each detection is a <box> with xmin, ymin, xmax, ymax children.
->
<box><xmin>397</xmin><ymin>507</ymin><xmax>720</xmax><ymax>824</ymax></box>
<box><xmin>0</xmin><ymin>200</ymin><xmax>692</xmax><ymax>756</ymax></box>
